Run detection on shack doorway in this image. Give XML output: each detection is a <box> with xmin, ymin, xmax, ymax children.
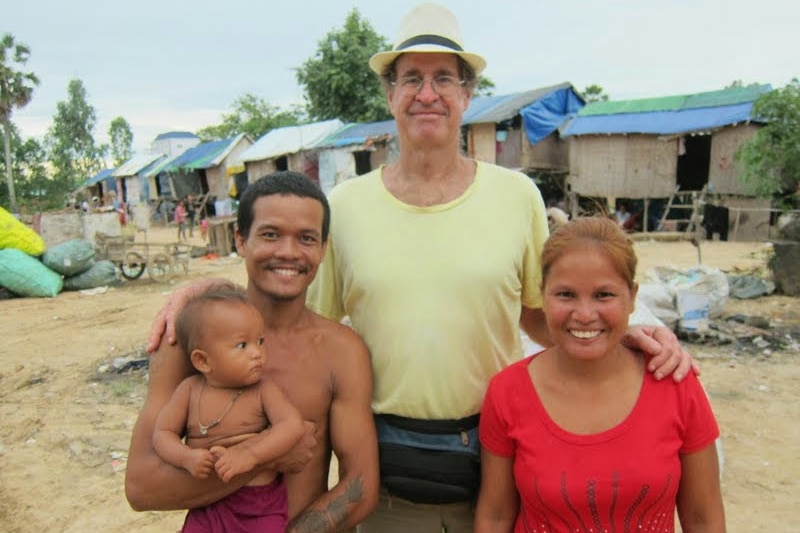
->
<box><xmin>676</xmin><ymin>134</ymin><xmax>711</xmax><ymax>191</ymax></box>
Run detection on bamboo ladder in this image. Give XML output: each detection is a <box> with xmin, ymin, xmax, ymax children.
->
<box><xmin>657</xmin><ymin>184</ymin><xmax>708</xmax><ymax>236</ymax></box>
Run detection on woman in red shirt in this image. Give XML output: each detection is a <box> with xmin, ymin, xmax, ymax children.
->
<box><xmin>476</xmin><ymin>217</ymin><xmax>725</xmax><ymax>533</ymax></box>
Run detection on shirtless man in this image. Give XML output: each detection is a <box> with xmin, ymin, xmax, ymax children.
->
<box><xmin>125</xmin><ymin>171</ymin><xmax>379</xmax><ymax>532</ymax></box>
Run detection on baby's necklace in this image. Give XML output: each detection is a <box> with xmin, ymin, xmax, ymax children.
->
<box><xmin>197</xmin><ymin>379</ymin><xmax>243</xmax><ymax>436</ymax></box>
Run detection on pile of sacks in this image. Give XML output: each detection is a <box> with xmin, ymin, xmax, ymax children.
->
<box><xmin>0</xmin><ymin>206</ymin><xmax>118</xmax><ymax>298</ymax></box>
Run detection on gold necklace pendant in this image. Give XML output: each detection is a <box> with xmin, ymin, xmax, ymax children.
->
<box><xmin>197</xmin><ymin>380</ymin><xmax>243</xmax><ymax>436</ymax></box>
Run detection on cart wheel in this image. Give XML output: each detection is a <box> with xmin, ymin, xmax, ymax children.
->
<box><xmin>121</xmin><ymin>251</ymin><xmax>146</xmax><ymax>280</ymax></box>
<box><xmin>148</xmin><ymin>252</ymin><xmax>175</xmax><ymax>282</ymax></box>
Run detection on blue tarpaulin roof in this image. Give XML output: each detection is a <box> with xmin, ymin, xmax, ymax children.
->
<box><xmin>162</xmin><ymin>135</ymin><xmax>242</xmax><ymax>172</ymax></box>
<box><xmin>561</xmin><ymin>84</ymin><xmax>772</xmax><ymax>137</ymax></box>
<box><xmin>78</xmin><ymin>167</ymin><xmax>116</xmax><ymax>189</ymax></box>
<box><xmin>562</xmin><ymin>103</ymin><xmax>759</xmax><ymax>136</ymax></box>
<box><xmin>520</xmin><ymin>87</ymin><xmax>584</xmax><ymax>145</ymax></box>
<box><xmin>462</xmin><ymin>83</ymin><xmax>584</xmax><ymax>145</ymax></box>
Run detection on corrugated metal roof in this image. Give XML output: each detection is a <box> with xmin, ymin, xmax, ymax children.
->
<box><xmin>462</xmin><ymin>82</ymin><xmax>577</xmax><ymax>125</ymax></box>
<box><xmin>562</xmin><ymin>85</ymin><xmax>772</xmax><ymax>136</ymax></box>
<box><xmin>78</xmin><ymin>167</ymin><xmax>116</xmax><ymax>189</ymax></box>
<box><xmin>140</xmin><ymin>154</ymin><xmax>173</xmax><ymax>178</ymax></box>
<box><xmin>239</xmin><ymin>119</ymin><xmax>344</xmax><ymax>163</ymax></box>
<box><xmin>153</xmin><ymin>131</ymin><xmax>199</xmax><ymax>141</ymax></box>
<box><xmin>579</xmin><ymin>84</ymin><xmax>771</xmax><ymax>116</ymax></box>
<box><xmin>113</xmin><ymin>152</ymin><xmax>166</xmax><ymax>177</ymax></box>
<box><xmin>315</xmin><ymin>120</ymin><xmax>397</xmax><ymax>149</ymax></box>
<box><xmin>162</xmin><ymin>134</ymin><xmax>246</xmax><ymax>173</ymax></box>
<box><xmin>309</xmin><ymin>85</ymin><xmax>583</xmax><ymax>151</ymax></box>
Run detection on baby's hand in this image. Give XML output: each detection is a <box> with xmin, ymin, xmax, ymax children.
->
<box><xmin>184</xmin><ymin>448</ymin><xmax>215</xmax><ymax>479</ymax></box>
<box><xmin>211</xmin><ymin>446</ymin><xmax>257</xmax><ymax>483</ymax></box>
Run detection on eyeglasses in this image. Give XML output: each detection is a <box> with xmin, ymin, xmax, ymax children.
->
<box><xmin>391</xmin><ymin>75</ymin><xmax>466</xmax><ymax>97</ymax></box>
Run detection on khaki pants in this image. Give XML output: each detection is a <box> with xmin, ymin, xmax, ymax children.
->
<box><xmin>357</xmin><ymin>490</ymin><xmax>474</xmax><ymax>533</ymax></box>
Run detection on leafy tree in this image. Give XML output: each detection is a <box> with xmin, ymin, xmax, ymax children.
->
<box><xmin>197</xmin><ymin>93</ymin><xmax>303</xmax><ymax>142</ymax></box>
<box><xmin>726</xmin><ymin>80</ymin><xmax>763</xmax><ymax>90</ymax></box>
<box><xmin>0</xmin><ymin>33</ymin><xmax>40</xmax><ymax>212</ymax></box>
<box><xmin>582</xmin><ymin>84</ymin><xmax>609</xmax><ymax>103</ymax></box>
<box><xmin>108</xmin><ymin>116</ymin><xmax>134</xmax><ymax>167</ymax></box>
<box><xmin>475</xmin><ymin>76</ymin><xmax>496</xmax><ymax>97</ymax></box>
<box><xmin>0</xmin><ymin>122</ymin><xmax>50</xmax><ymax>210</ymax></box>
<box><xmin>296</xmin><ymin>8</ymin><xmax>390</xmax><ymax>123</ymax></box>
<box><xmin>44</xmin><ymin>78</ymin><xmax>105</xmax><ymax>202</ymax></box>
<box><xmin>735</xmin><ymin>79</ymin><xmax>800</xmax><ymax>205</ymax></box>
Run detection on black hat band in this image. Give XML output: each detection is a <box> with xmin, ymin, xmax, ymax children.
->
<box><xmin>395</xmin><ymin>34</ymin><xmax>463</xmax><ymax>52</ymax></box>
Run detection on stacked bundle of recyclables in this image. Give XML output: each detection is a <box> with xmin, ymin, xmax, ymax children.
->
<box><xmin>0</xmin><ymin>207</ymin><xmax>117</xmax><ymax>297</ymax></box>
<box><xmin>638</xmin><ymin>265</ymin><xmax>730</xmax><ymax>333</ymax></box>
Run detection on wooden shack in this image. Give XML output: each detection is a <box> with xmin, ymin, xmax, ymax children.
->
<box><xmin>561</xmin><ymin>85</ymin><xmax>772</xmax><ymax>240</ymax></box>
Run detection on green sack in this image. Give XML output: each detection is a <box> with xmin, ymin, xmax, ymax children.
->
<box><xmin>63</xmin><ymin>260</ymin><xmax>119</xmax><ymax>291</ymax></box>
<box><xmin>43</xmin><ymin>239</ymin><xmax>96</xmax><ymax>276</ymax></box>
<box><xmin>0</xmin><ymin>248</ymin><xmax>63</xmax><ymax>297</ymax></box>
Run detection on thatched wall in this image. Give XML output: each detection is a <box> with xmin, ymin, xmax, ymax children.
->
<box><xmin>567</xmin><ymin>135</ymin><xmax>678</xmax><ymax>198</ymax></box>
<box><xmin>467</xmin><ymin>125</ymin><xmax>569</xmax><ymax>172</ymax></box>
<box><xmin>708</xmin><ymin>124</ymin><xmax>760</xmax><ymax>195</ymax></box>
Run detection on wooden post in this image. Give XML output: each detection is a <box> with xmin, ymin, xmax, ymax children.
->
<box><xmin>733</xmin><ymin>208</ymin><xmax>742</xmax><ymax>242</ymax></box>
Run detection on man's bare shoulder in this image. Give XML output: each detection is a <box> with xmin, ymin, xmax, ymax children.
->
<box><xmin>305</xmin><ymin>310</ymin><xmax>369</xmax><ymax>361</ymax></box>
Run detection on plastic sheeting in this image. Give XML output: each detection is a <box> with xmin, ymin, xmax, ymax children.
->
<box><xmin>521</xmin><ymin>87</ymin><xmax>584</xmax><ymax>145</ymax></box>
<box><xmin>239</xmin><ymin>120</ymin><xmax>343</xmax><ymax>163</ymax></box>
<box><xmin>561</xmin><ymin>102</ymin><xmax>757</xmax><ymax>136</ymax></box>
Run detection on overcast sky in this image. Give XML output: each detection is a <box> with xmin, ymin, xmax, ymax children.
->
<box><xmin>5</xmin><ymin>0</ymin><xmax>798</xmax><ymax>153</ymax></box>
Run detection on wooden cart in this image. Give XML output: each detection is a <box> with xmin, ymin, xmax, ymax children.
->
<box><xmin>95</xmin><ymin>233</ymin><xmax>190</xmax><ymax>282</ymax></box>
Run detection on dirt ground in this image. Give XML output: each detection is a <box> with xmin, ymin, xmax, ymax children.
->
<box><xmin>0</xmin><ymin>226</ymin><xmax>797</xmax><ymax>532</ymax></box>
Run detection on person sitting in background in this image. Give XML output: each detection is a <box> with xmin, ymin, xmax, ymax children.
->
<box><xmin>615</xmin><ymin>201</ymin><xmax>632</xmax><ymax>227</ymax></box>
<box><xmin>475</xmin><ymin>217</ymin><xmax>725</xmax><ymax>533</ymax></box>
<box><xmin>546</xmin><ymin>205</ymin><xmax>570</xmax><ymax>232</ymax></box>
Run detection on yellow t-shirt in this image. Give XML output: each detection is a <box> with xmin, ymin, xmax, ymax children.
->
<box><xmin>307</xmin><ymin>162</ymin><xmax>549</xmax><ymax>419</ymax></box>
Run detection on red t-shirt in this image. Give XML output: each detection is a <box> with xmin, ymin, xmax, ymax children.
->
<box><xmin>480</xmin><ymin>354</ymin><xmax>719</xmax><ymax>533</ymax></box>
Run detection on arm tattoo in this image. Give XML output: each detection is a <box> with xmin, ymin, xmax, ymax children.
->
<box><xmin>289</xmin><ymin>477</ymin><xmax>365</xmax><ymax>533</ymax></box>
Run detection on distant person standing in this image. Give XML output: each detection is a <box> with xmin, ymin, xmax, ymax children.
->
<box><xmin>200</xmin><ymin>217</ymin><xmax>209</xmax><ymax>243</ymax></box>
<box><xmin>175</xmin><ymin>200</ymin><xmax>188</xmax><ymax>242</ymax></box>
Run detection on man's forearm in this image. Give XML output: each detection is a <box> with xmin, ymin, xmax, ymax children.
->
<box><xmin>126</xmin><ymin>448</ymin><xmax>253</xmax><ymax>511</ymax></box>
<box><xmin>127</xmin><ymin>408</ymin><xmax>254</xmax><ymax>511</ymax></box>
<box><xmin>287</xmin><ymin>475</ymin><xmax>370</xmax><ymax>533</ymax></box>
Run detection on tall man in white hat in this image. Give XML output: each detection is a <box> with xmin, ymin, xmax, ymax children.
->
<box><xmin>307</xmin><ymin>3</ymin><xmax>694</xmax><ymax>531</ymax></box>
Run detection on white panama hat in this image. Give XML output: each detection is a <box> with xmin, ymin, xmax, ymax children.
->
<box><xmin>369</xmin><ymin>3</ymin><xmax>487</xmax><ymax>76</ymax></box>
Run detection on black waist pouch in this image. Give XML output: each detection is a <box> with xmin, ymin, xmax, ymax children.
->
<box><xmin>376</xmin><ymin>413</ymin><xmax>480</xmax><ymax>505</ymax></box>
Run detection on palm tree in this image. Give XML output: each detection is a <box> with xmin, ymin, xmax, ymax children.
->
<box><xmin>1</xmin><ymin>33</ymin><xmax>40</xmax><ymax>212</ymax></box>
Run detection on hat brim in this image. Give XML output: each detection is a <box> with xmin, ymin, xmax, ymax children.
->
<box><xmin>369</xmin><ymin>45</ymin><xmax>486</xmax><ymax>76</ymax></box>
